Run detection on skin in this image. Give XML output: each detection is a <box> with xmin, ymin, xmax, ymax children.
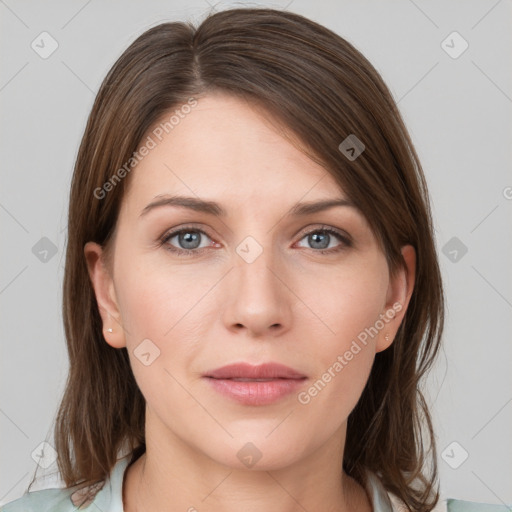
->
<box><xmin>85</xmin><ymin>91</ymin><xmax>415</xmax><ymax>512</ymax></box>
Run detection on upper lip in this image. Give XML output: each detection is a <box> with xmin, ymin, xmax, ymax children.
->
<box><xmin>204</xmin><ymin>362</ymin><xmax>307</xmax><ymax>380</ymax></box>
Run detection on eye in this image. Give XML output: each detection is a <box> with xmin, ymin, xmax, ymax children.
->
<box><xmin>160</xmin><ymin>226</ymin><xmax>216</xmax><ymax>256</ymax></box>
<box><xmin>295</xmin><ymin>226</ymin><xmax>352</xmax><ymax>254</ymax></box>
<box><xmin>160</xmin><ymin>224</ymin><xmax>352</xmax><ymax>257</ymax></box>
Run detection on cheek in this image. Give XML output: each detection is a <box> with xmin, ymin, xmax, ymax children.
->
<box><xmin>113</xmin><ymin>266</ymin><xmax>202</xmax><ymax>414</ymax></box>
<box><xmin>295</xmin><ymin>256</ymin><xmax>389</xmax><ymax>347</ymax></box>
<box><xmin>113</xmin><ymin>255</ymin><xmax>212</xmax><ymax>388</ymax></box>
<box><xmin>115</xmin><ymin>252</ymin><xmax>209</xmax><ymax>338</ymax></box>
<box><xmin>293</xmin><ymin>259</ymin><xmax>387</xmax><ymax>408</ymax></box>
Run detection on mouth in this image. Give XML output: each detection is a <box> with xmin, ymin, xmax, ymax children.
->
<box><xmin>219</xmin><ymin>377</ymin><xmax>293</xmax><ymax>382</ymax></box>
<box><xmin>203</xmin><ymin>362</ymin><xmax>307</xmax><ymax>405</ymax></box>
<box><xmin>204</xmin><ymin>362</ymin><xmax>307</xmax><ymax>380</ymax></box>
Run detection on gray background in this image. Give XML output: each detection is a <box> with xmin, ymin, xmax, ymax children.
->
<box><xmin>1</xmin><ymin>0</ymin><xmax>511</xmax><ymax>507</ymax></box>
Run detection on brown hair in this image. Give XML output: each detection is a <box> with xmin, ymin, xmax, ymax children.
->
<box><xmin>37</xmin><ymin>7</ymin><xmax>444</xmax><ymax>511</ymax></box>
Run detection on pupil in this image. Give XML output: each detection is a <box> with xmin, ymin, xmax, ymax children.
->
<box><xmin>180</xmin><ymin>231</ymin><xmax>200</xmax><ymax>249</ymax></box>
<box><xmin>310</xmin><ymin>232</ymin><xmax>329</xmax><ymax>249</ymax></box>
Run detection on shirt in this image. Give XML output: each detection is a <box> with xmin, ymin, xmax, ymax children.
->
<box><xmin>0</xmin><ymin>454</ymin><xmax>509</xmax><ymax>511</ymax></box>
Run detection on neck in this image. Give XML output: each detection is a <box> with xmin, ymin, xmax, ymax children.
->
<box><xmin>122</xmin><ymin>414</ymin><xmax>372</xmax><ymax>512</ymax></box>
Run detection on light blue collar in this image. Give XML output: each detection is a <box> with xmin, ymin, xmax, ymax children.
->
<box><xmin>363</xmin><ymin>470</ymin><xmax>395</xmax><ymax>511</ymax></box>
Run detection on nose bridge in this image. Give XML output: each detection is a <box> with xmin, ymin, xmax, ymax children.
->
<box><xmin>223</xmin><ymin>231</ymin><xmax>291</xmax><ymax>334</ymax></box>
<box><xmin>235</xmin><ymin>233</ymin><xmax>282</xmax><ymax>299</ymax></box>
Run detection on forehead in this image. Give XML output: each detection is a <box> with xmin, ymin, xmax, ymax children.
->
<box><xmin>123</xmin><ymin>93</ymin><xmax>346</xmax><ymax>212</ymax></box>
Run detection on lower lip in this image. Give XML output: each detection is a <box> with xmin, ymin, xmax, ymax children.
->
<box><xmin>204</xmin><ymin>377</ymin><xmax>306</xmax><ymax>405</ymax></box>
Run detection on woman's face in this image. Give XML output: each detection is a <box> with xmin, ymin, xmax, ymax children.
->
<box><xmin>85</xmin><ymin>92</ymin><xmax>414</xmax><ymax>470</ymax></box>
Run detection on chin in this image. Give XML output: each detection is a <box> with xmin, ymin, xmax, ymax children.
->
<box><xmin>199</xmin><ymin>432</ymin><xmax>311</xmax><ymax>471</ymax></box>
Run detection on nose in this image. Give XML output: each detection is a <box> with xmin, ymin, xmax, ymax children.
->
<box><xmin>222</xmin><ymin>243</ymin><xmax>292</xmax><ymax>338</ymax></box>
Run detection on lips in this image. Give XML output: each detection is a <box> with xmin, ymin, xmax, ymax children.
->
<box><xmin>203</xmin><ymin>363</ymin><xmax>307</xmax><ymax>406</ymax></box>
<box><xmin>204</xmin><ymin>362</ymin><xmax>307</xmax><ymax>380</ymax></box>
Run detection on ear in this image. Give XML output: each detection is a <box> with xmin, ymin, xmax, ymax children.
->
<box><xmin>83</xmin><ymin>241</ymin><xmax>126</xmax><ymax>348</ymax></box>
<box><xmin>376</xmin><ymin>244</ymin><xmax>416</xmax><ymax>352</ymax></box>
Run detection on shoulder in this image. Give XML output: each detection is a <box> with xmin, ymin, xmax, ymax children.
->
<box><xmin>388</xmin><ymin>492</ymin><xmax>448</xmax><ymax>511</ymax></box>
<box><xmin>386</xmin><ymin>483</ymin><xmax>509</xmax><ymax>512</ymax></box>
<box><xmin>0</xmin><ymin>486</ymin><xmax>78</xmax><ymax>512</ymax></box>
<box><xmin>446</xmin><ymin>499</ymin><xmax>512</xmax><ymax>511</ymax></box>
<box><xmin>0</xmin><ymin>480</ymin><xmax>107</xmax><ymax>512</ymax></box>
<box><xmin>389</xmin><ymin>494</ymin><xmax>511</xmax><ymax>512</ymax></box>
<box><xmin>0</xmin><ymin>455</ymin><xmax>131</xmax><ymax>512</ymax></box>
<box><xmin>389</xmin><ymin>493</ymin><xmax>511</xmax><ymax>512</ymax></box>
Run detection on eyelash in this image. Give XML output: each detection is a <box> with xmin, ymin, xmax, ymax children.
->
<box><xmin>159</xmin><ymin>224</ymin><xmax>352</xmax><ymax>257</ymax></box>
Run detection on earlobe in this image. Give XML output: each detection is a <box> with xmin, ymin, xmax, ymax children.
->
<box><xmin>376</xmin><ymin>244</ymin><xmax>416</xmax><ymax>353</ymax></box>
<box><xmin>83</xmin><ymin>241</ymin><xmax>127</xmax><ymax>349</ymax></box>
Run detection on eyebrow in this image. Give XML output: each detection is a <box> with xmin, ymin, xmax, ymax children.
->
<box><xmin>139</xmin><ymin>194</ymin><xmax>357</xmax><ymax>218</ymax></box>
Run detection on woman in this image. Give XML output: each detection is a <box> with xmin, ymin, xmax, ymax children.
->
<box><xmin>1</xmin><ymin>7</ymin><xmax>507</xmax><ymax>512</ymax></box>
